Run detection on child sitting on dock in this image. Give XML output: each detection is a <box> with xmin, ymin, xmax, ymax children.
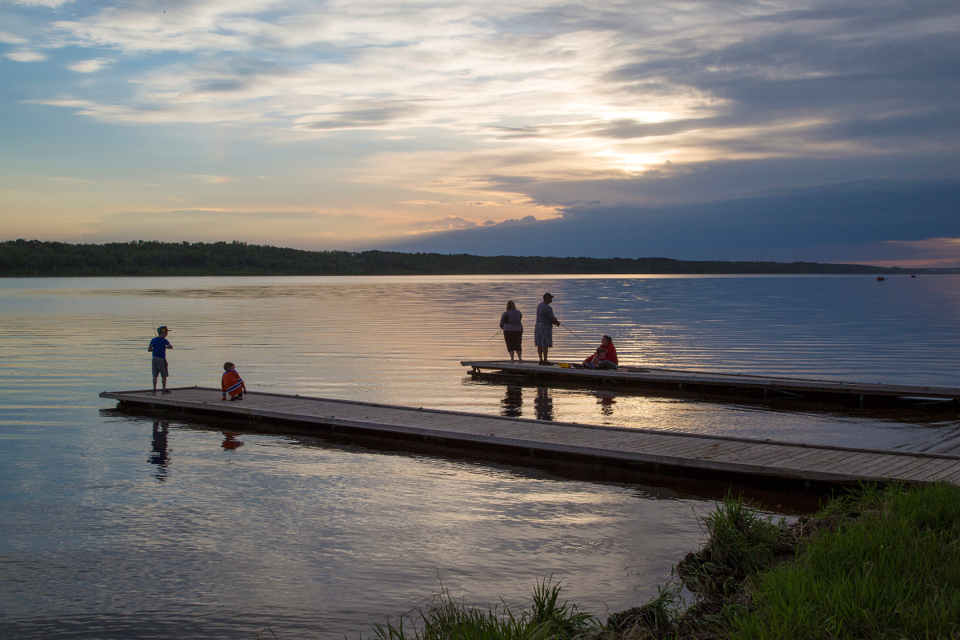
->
<box><xmin>582</xmin><ymin>335</ymin><xmax>618</xmax><ymax>370</ymax></box>
<box><xmin>221</xmin><ymin>362</ymin><xmax>247</xmax><ymax>401</ymax></box>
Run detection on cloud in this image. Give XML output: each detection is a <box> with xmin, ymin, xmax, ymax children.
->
<box><xmin>4</xmin><ymin>0</ymin><xmax>960</xmax><ymax>255</ymax></box>
<box><xmin>410</xmin><ymin>215</ymin><xmax>479</xmax><ymax>232</ymax></box>
<box><xmin>0</xmin><ymin>31</ymin><xmax>28</xmax><ymax>44</ymax></box>
<box><xmin>383</xmin><ymin>176</ymin><xmax>960</xmax><ymax>264</ymax></box>
<box><xmin>6</xmin><ymin>51</ymin><xmax>46</xmax><ymax>62</ymax></box>
<box><xmin>68</xmin><ymin>58</ymin><xmax>110</xmax><ymax>73</ymax></box>
<box><xmin>22</xmin><ymin>0</ymin><xmax>960</xmax><ymax>174</ymax></box>
<box><xmin>7</xmin><ymin>0</ymin><xmax>71</xmax><ymax>7</ymax></box>
<box><xmin>296</xmin><ymin>100</ymin><xmax>431</xmax><ymax>132</ymax></box>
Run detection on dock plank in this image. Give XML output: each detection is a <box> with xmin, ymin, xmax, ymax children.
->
<box><xmin>906</xmin><ymin>458</ymin><xmax>960</xmax><ymax>482</ymax></box>
<box><xmin>99</xmin><ymin>387</ymin><xmax>960</xmax><ymax>488</ymax></box>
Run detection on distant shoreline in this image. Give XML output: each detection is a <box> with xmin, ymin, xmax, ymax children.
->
<box><xmin>2</xmin><ymin>239</ymin><xmax>956</xmax><ymax>277</ymax></box>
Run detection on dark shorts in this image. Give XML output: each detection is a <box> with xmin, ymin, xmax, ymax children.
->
<box><xmin>152</xmin><ymin>357</ymin><xmax>169</xmax><ymax>378</ymax></box>
<box><xmin>503</xmin><ymin>330</ymin><xmax>522</xmax><ymax>352</ymax></box>
<box><xmin>534</xmin><ymin>323</ymin><xmax>553</xmax><ymax>348</ymax></box>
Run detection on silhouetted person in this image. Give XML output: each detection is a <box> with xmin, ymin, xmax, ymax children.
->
<box><xmin>148</xmin><ymin>326</ymin><xmax>173</xmax><ymax>394</ymax></box>
<box><xmin>582</xmin><ymin>335</ymin><xmax>618</xmax><ymax>370</ymax></box>
<box><xmin>221</xmin><ymin>362</ymin><xmax>247</xmax><ymax>401</ymax></box>
<box><xmin>535</xmin><ymin>293</ymin><xmax>560</xmax><ymax>365</ymax></box>
<box><xmin>499</xmin><ymin>301</ymin><xmax>524</xmax><ymax>362</ymax></box>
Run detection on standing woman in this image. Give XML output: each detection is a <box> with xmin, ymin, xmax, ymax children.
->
<box><xmin>500</xmin><ymin>301</ymin><xmax>524</xmax><ymax>362</ymax></box>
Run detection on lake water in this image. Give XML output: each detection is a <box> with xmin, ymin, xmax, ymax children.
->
<box><xmin>2</xmin><ymin>274</ymin><xmax>959</xmax><ymax>639</ymax></box>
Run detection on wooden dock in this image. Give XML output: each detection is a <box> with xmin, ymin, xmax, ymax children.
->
<box><xmin>100</xmin><ymin>387</ymin><xmax>960</xmax><ymax>488</ymax></box>
<box><xmin>462</xmin><ymin>360</ymin><xmax>960</xmax><ymax>408</ymax></box>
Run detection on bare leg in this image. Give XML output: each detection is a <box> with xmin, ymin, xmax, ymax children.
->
<box><xmin>509</xmin><ymin>350</ymin><xmax>515</xmax><ymax>362</ymax></box>
<box><xmin>152</xmin><ymin>375</ymin><xmax>158</xmax><ymax>392</ymax></box>
<box><xmin>517</xmin><ymin>349</ymin><xmax>523</xmax><ymax>363</ymax></box>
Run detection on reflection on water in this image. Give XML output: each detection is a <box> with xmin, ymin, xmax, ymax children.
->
<box><xmin>596</xmin><ymin>391</ymin><xmax>617</xmax><ymax>417</ymax></box>
<box><xmin>501</xmin><ymin>385</ymin><xmax>523</xmax><ymax>418</ymax></box>
<box><xmin>497</xmin><ymin>380</ymin><xmax>619</xmax><ymax>422</ymax></box>
<box><xmin>2</xmin><ymin>274</ymin><xmax>959</xmax><ymax>638</ymax></box>
<box><xmin>149</xmin><ymin>421</ymin><xmax>170</xmax><ymax>480</ymax></box>
<box><xmin>535</xmin><ymin>387</ymin><xmax>555</xmax><ymax>421</ymax></box>
<box><xmin>222</xmin><ymin>432</ymin><xmax>245</xmax><ymax>450</ymax></box>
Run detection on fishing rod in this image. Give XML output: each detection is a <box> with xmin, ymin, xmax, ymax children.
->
<box><xmin>558</xmin><ymin>321</ymin><xmax>591</xmax><ymax>346</ymax></box>
<box><xmin>484</xmin><ymin>328</ymin><xmax>504</xmax><ymax>343</ymax></box>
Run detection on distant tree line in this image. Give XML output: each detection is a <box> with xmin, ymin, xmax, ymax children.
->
<box><xmin>0</xmin><ymin>239</ymin><xmax>936</xmax><ymax>276</ymax></box>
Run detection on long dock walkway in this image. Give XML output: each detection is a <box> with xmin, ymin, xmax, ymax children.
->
<box><xmin>462</xmin><ymin>360</ymin><xmax>960</xmax><ymax>407</ymax></box>
<box><xmin>100</xmin><ymin>387</ymin><xmax>960</xmax><ymax>488</ymax></box>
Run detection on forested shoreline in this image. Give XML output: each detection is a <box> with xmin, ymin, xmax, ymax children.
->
<box><xmin>0</xmin><ymin>239</ymin><xmax>943</xmax><ymax>276</ymax></box>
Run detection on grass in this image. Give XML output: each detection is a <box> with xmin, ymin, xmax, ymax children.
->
<box><xmin>728</xmin><ymin>482</ymin><xmax>960</xmax><ymax>639</ymax></box>
<box><xmin>368</xmin><ymin>579</ymin><xmax>600</xmax><ymax>640</ymax></box>
<box><xmin>678</xmin><ymin>494</ymin><xmax>787</xmax><ymax>600</ymax></box>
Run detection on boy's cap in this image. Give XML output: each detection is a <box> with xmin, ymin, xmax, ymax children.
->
<box><xmin>543</xmin><ymin>292</ymin><xmax>554</xmax><ymax>300</ymax></box>
<box><xmin>157</xmin><ymin>326</ymin><xmax>169</xmax><ymax>334</ymax></box>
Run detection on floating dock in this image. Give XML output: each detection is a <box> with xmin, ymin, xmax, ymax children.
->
<box><xmin>100</xmin><ymin>387</ymin><xmax>960</xmax><ymax>488</ymax></box>
<box><xmin>461</xmin><ymin>361</ymin><xmax>960</xmax><ymax>408</ymax></box>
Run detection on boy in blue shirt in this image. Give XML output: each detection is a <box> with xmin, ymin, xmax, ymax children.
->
<box><xmin>148</xmin><ymin>326</ymin><xmax>173</xmax><ymax>394</ymax></box>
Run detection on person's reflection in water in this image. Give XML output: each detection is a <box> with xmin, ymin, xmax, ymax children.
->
<box><xmin>149</xmin><ymin>421</ymin><xmax>170</xmax><ymax>481</ymax></box>
<box><xmin>595</xmin><ymin>391</ymin><xmax>617</xmax><ymax>417</ymax></box>
<box><xmin>222</xmin><ymin>432</ymin><xmax>245</xmax><ymax>450</ymax></box>
<box><xmin>501</xmin><ymin>385</ymin><xmax>523</xmax><ymax>417</ymax></box>
<box><xmin>534</xmin><ymin>387</ymin><xmax>554</xmax><ymax>421</ymax></box>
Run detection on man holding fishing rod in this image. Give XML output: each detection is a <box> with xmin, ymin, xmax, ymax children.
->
<box><xmin>535</xmin><ymin>292</ymin><xmax>561</xmax><ymax>365</ymax></box>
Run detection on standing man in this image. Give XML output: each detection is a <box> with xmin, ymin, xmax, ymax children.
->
<box><xmin>148</xmin><ymin>326</ymin><xmax>173</xmax><ymax>394</ymax></box>
<box><xmin>535</xmin><ymin>292</ymin><xmax>560</xmax><ymax>365</ymax></box>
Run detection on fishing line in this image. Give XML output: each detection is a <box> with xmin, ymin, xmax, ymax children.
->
<box><xmin>559</xmin><ymin>322</ymin><xmax>591</xmax><ymax>346</ymax></box>
<box><xmin>484</xmin><ymin>328</ymin><xmax>504</xmax><ymax>343</ymax></box>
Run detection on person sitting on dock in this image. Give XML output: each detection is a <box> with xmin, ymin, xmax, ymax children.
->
<box><xmin>500</xmin><ymin>300</ymin><xmax>524</xmax><ymax>363</ymax></box>
<box><xmin>148</xmin><ymin>326</ymin><xmax>172</xmax><ymax>394</ymax></box>
<box><xmin>221</xmin><ymin>362</ymin><xmax>247</xmax><ymax>401</ymax></box>
<box><xmin>582</xmin><ymin>335</ymin><xmax>618</xmax><ymax>370</ymax></box>
<box><xmin>535</xmin><ymin>292</ymin><xmax>560</xmax><ymax>366</ymax></box>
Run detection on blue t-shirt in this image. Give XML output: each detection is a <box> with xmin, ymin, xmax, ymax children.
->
<box><xmin>149</xmin><ymin>337</ymin><xmax>171</xmax><ymax>359</ymax></box>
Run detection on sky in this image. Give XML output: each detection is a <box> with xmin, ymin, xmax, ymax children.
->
<box><xmin>1</xmin><ymin>0</ymin><xmax>959</xmax><ymax>265</ymax></box>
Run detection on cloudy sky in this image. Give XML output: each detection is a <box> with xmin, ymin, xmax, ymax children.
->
<box><xmin>1</xmin><ymin>0</ymin><xmax>959</xmax><ymax>265</ymax></box>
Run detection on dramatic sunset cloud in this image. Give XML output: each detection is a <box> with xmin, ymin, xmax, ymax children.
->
<box><xmin>1</xmin><ymin>0</ymin><xmax>958</xmax><ymax>264</ymax></box>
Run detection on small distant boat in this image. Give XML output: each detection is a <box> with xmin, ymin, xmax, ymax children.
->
<box><xmin>911</xmin><ymin>274</ymin><xmax>917</xmax><ymax>278</ymax></box>
<box><xmin>876</xmin><ymin>277</ymin><xmax>885</xmax><ymax>281</ymax></box>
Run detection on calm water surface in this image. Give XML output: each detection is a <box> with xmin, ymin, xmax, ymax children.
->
<box><xmin>2</xmin><ymin>275</ymin><xmax>959</xmax><ymax>639</ymax></box>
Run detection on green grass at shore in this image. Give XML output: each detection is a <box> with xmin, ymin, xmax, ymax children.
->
<box><xmin>729</xmin><ymin>482</ymin><xmax>960</xmax><ymax>639</ymax></box>
<box><xmin>370</xmin><ymin>579</ymin><xmax>599</xmax><ymax>640</ymax></box>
